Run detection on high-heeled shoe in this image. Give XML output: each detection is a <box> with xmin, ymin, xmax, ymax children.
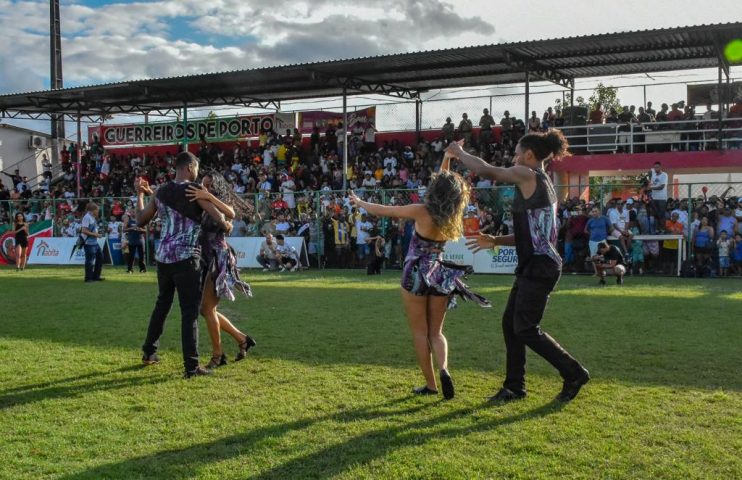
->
<box><xmin>206</xmin><ymin>353</ymin><xmax>228</xmax><ymax>370</ymax></box>
<box><xmin>235</xmin><ymin>335</ymin><xmax>256</xmax><ymax>362</ymax></box>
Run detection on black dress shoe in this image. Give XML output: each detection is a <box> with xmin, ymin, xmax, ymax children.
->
<box><xmin>142</xmin><ymin>353</ymin><xmax>160</xmax><ymax>365</ymax></box>
<box><xmin>556</xmin><ymin>368</ymin><xmax>590</xmax><ymax>402</ymax></box>
<box><xmin>412</xmin><ymin>386</ymin><xmax>438</xmax><ymax>395</ymax></box>
<box><xmin>440</xmin><ymin>369</ymin><xmax>455</xmax><ymax>400</ymax></box>
<box><xmin>184</xmin><ymin>366</ymin><xmax>213</xmax><ymax>379</ymax></box>
<box><xmin>489</xmin><ymin>387</ymin><xmax>527</xmax><ymax>403</ymax></box>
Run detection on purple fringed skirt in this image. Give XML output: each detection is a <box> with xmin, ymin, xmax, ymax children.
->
<box><xmin>401</xmin><ymin>232</ymin><xmax>491</xmax><ymax>310</ymax></box>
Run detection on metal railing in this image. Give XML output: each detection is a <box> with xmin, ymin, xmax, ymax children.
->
<box><xmin>2</xmin><ymin>182</ymin><xmax>740</xmax><ymax>273</ymax></box>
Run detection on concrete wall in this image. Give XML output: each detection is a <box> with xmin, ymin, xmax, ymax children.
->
<box><xmin>0</xmin><ymin>126</ymin><xmax>51</xmax><ymax>190</ymax></box>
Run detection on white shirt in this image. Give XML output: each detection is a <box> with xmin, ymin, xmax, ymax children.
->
<box><xmin>356</xmin><ymin>220</ymin><xmax>373</xmax><ymax>245</ymax></box>
<box><xmin>275</xmin><ymin>222</ymin><xmax>291</xmax><ymax>234</ymax></box>
<box><xmin>277</xmin><ymin>243</ymin><xmax>299</xmax><ymax>262</ymax></box>
<box><xmin>476</xmin><ymin>179</ymin><xmax>492</xmax><ymax>188</ymax></box>
<box><xmin>280</xmin><ymin>180</ymin><xmax>296</xmax><ymax>208</ymax></box>
<box><xmin>431</xmin><ymin>140</ymin><xmax>444</xmax><ymax>153</ymax></box>
<box><xmin>609</xmin><ymin>208</ymin><xmax>630</xmax><ymax>231</ymax></box>
<box><xmin>263</xmin><ymin>149</ymin><xmax>273</xmax><ymax>166</ymax></box>
<box><xmin>107</xmin><ymin>221</ymin><xmax>121</xmax><ymax>240</ymax></box>
<box><xmin>650</xmin><ymin>171</ymin><xmax>668</xmax><ymax>200</ymax></box>
<box><xmin>383</xmin><ymin>156</ymin><xmax>397</xmax><ymax>170</ymax></box>
<box><xmin>364</xmin><ymin>127</ymin><xmax>376</xmax><ymax>143</ymax></box>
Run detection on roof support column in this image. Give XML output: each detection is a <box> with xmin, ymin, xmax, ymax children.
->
<box><xmin>182</xmin><ymin>101</ymin><xmax>189</xmax><ymax>152</ymax></box>
<box><xmin>717</xmin><ymin>63</ymin><xmax>724</xmax><ymax>151</ymax></box>
<box><xmin>415</xmin><ymin>98</ymin><xmax>422</xmax><ymax>143</ymax></box>
<box><xmin>342</xmin><ymin>87</ymin><xmax>348</xmax><ymax>192</ymax></box>
<box><xmin>76</xmin><ymin>111</ymin><xmax>82</xmax><ymax>198</ymax></box>
<box><xmin>524</xmin><ymin>70</ymin><xmax>530</xmax><ymax>129</ymax></box>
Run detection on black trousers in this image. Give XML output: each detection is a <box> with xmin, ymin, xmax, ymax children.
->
<box><xmin>142</xmin><ymin>258</ymin><xmax>202</xmax><ymax>372</ymax></box>
<box><xmin>127</xmin><ymin>244</ymin><xmax>146</xmax><ymax>272</ymax></box>
<box><xmin>501</xmin><ymin>274</ymin><xmax>583</xmax><ymax>393</ymax></box>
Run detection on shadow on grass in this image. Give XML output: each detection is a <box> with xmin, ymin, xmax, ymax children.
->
<box><xmin>59</xmin><ymin>397</ymin><xmax>565</xmax><ymax>480</ymax></box>
<box><xmin>0</xmin><ymin>365</ymin><xmax>172</xmax><ymax>411</ymax></box>
<box><xmin>2</xmin><ymin>276</ymin><xmax>740</xmax><ymax>391</ymax></box>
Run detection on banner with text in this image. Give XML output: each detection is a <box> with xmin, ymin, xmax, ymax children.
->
<box><xmin>299</xmin><ymin>107</ymin><xmax>376</xmax><ymax>134</ymax></box>
<box><xmin>227</xmin><ymin>237</ymin><xmax>309</xmax><ymax>269</ymax></box>
<box><xmin>99</xmin><ymin>115</ymin><xmax>276</xmax><ymax>146</ymax></box>
<box><xmin>443</xmin><ymin>238</ymin><xmax>518</xmax><ymax>274</ymax></box>
<box><xmin>27</xmin><ymin>237</ymin><xmax>110</xmax><ymax>265</ymax></box>
<box><xmin>0</xmin><ymin>220</ymin><xmax>53</xmax><ymax>265</ymax></box>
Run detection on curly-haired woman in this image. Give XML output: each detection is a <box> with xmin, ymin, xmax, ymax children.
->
<box><xmin>349</xmin><ymin>149</ymin><xmax>490</xmax><ymax>400</ymax></box>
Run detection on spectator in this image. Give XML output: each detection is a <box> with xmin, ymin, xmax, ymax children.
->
<box><xmin>564</xmin><ymin>205</ymin><xmax>588</xmax><ymax>271</ymax></box>
<box><xmin>528</xmin><ymin>111</ymin><xmax>541</xmax><ymax>132</ymax></box>
<box><xmin>589</xmin><ymin>105</ymin><xmax>604</xmax><ymax>124</ymax></box>
<box><xmin>662</xmin><ymin>212</ymin><xmax>684</xmax><ymax>274</ymax></box>
<box><xmin>716</xmin><ymin>230</ymin><xmax>733</xmax><ymax>277</ymax></box>
<box><xmin>479</xmin><ymin>108</ymin><xmax>495</xmax><ymax>146</ymax></box>
<box><xmin>123</xmin><ymin>213</ymin><xmax>146</xmax><ymax>273</ymax></box>
<box><xmin>648</xmin><ymin>162</ymin><xmax>668</xmax><ymax>232</ymax></box>
<box><xmin>692</xmin><ymin>216</ymin><xmax>715</xmax><ymax>270</ymax></box>
<box><xmin>80</xmin><ymin>202</ymin><xmax>104</xmax><ymax>283</ymax></box>
<box><xmin>441</xmin><ymin>117</ymin><xmax>455</xmax><ymax>144</ymax></box>
<box><xmin>458</xmin><ymin>113</ymin><xmax>473</xmax><ymax>147</ymax></box>
<box><xmin>594</xmin><ymin>240</ymin><xmax>627</xmax><ymax>286</ymax></box>
<box><xmin>608</xmin><ymin>200</ymin><xmax>632</xmax><ymax>253</ymax></box>
<box><xmin>275</xmin><ymin>234</ymin><xmax>300</xmax><ymax>272</ymax></box>
<box><xmin>256</xmin><ymin>233</ymin><xmax>279</xmax><ymax>271</ymax></box>
<box><xmin>585</xmin><ymin>206</ymin><xmax>612</xmax><ymax>258</ymax></box>
<box><xmin>645</xmin><ymin>101</ymin><xmax>656</xmax><ymax>117</ymax></box>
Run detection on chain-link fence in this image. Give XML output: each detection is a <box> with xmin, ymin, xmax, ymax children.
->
<box><xmin>3</xmin><ymin>181</ymin><xmax>741</xmax><ymax>274</ymax></box>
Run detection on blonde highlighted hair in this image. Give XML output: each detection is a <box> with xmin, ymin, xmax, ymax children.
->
<box><xmin>424</xmin><ymin>170</ymin><xmax>470</xmax><ymax>240</ymax></box>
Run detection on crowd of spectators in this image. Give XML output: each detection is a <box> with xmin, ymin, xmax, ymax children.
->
<box><xmin>1</xmin><ymin>101</ymin><xmax>741</xmax><ymax>274</ymax></box>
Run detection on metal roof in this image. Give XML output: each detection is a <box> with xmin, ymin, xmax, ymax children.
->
<box><xmin>1</xmin><ymin>22</ymin><xmax>740</xmax><ymax>120</ymax></box>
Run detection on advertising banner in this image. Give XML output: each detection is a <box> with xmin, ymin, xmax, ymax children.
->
<box><xmin>298</xmin><ymin>107</ymin><xmax>376</xmax><ymax>134</ymax></box>
<box><xmin>687</xmin><ymin>82</ymin><xmax>742</xmax><ymax>106</ymax></box>
<box><xmin>443</xmin><ymin>237</ymin><xmax>517</xmax><ymax>274</ymax></box>
<box><xmin>108</xmin><ymin>238</ymin><xmax>124</xmax><ymax>265</ymax></box>
<box><xmin>227</xmin><ymin>237</ymin><xmax>309</xmax><ymax>269</ymax></box>
<box><xmin>27</xmin><ymin>237</ymin><xmax>109</xmax><ymax>265</ymax></box>
<box><xmin>0</xmin><ymin>220</ymin><xmax>53</xmax><ymax>265</ymax></box>
<box><xmin>99</xmin><ymin>115</ymin><xmax>275</xmax><ymax>146</ymax></box>
<box><xmin>274</xmin><ymin>112</ymin><xmax>296</xmax><ymax>133</ymax></box>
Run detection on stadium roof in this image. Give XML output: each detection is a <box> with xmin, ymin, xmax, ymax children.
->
<box><xmin>1</xmin><ymin>22</ymin><xmax>740</xmax><ymax>120</ymax></box>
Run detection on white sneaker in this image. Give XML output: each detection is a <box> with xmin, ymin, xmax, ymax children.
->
<box><xmin>291</xmin><ymin>266</ymin><xmax>298</xmax><ymax>272</ymax></box>
<box><xmin>279</xmin><ymin>267</ymin><xmax>286</xmax><ymax>272</ymax></box>
<box><xmin>262</xmin><ymin>268</ymin><xmax>269</xmax><ymax>272</ymax></box>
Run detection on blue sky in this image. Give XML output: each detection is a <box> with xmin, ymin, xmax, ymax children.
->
<box><xmin>0</xmin><ymin>0</ymin><xmax>740</xmax><ymax>134</ymax></box>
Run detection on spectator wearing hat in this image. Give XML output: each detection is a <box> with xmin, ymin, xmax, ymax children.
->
<box><xmin>479</xmin><ymin>108</ymin><xmax>495</xmax><ymax>147</ymax></box>
<box><xmin>441</xmin><ymin>117</ymin><xmax>455</xmax><ymax>145</ymax></box>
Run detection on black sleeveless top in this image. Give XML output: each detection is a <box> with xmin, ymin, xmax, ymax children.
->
<box><xmin>15</xmin><ymin>222</ymin><xmax>28</xmax><ymax>242</ymax></box>
<box><xmin>511</xmin><ymin>169</ymin><xmax>562</xmax><ymax>278</ymax></box>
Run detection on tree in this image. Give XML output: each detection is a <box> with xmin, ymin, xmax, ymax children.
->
<box><xmin>555</xmin><ymin>82</ymin><xmax>621</xmax><ymax>113</ymax></box>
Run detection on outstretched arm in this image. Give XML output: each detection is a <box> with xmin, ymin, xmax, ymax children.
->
<box><xmin>465</xmin><ymin>233</ymin><xmax>515</xmax><ymax>253</ymax></box>
<box><xmin>445</xmin><ymin>142</ymin><xmax>532</xmax><ymax>185</ymax></box>
<box><xmin>197</xmin><ymin>199</ymin><xmax>234</xmax><ymax>234</ymax></box>
<box><xmin>348</xmin><ymin>191</ymin><xmax>426</xmax><ymax>221</ymax></box>
<box><xmin>186</xmin><ymin>185</ymin><xmax>235</xmax><ymax>219</ymax></box>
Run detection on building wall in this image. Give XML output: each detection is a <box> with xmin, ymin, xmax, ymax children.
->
<box><xmin>0</xmin><ymin>126</ymin><xmax>51</xmax><ymax>190</ymax></box>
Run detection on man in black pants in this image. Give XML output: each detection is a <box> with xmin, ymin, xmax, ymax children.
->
<box><xmin>136</xmin><ymin>152</ymin><xmax>233</xmax><ymax>378</ymax></box>
<box><xmin>449</xmin><ymin>131</ymin><xmax>589</xmax><ymax>403</ymax></box>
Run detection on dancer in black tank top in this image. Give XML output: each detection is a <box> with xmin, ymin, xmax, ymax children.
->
<box><xmin>13</xmin><ymin>213</ymin><xmax>29</xmax><ymax>272</ymax></box>
<box><xmin>446</xmin><ymin>130</ymin><xmax>590</xmax><ymax>403</ymax></box>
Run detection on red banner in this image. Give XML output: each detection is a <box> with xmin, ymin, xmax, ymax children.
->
<box><xmin>0</xmin><ymin>220</ymin><xmax>53</xmax><ymax>265</ymax></box>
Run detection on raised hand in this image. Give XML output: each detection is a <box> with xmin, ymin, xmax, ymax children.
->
<box><xmin>445</xmin><ymin>139</ymin><xmax>465</xmax><ymax>158</ymax></box>
<box><xmin>465</xmin><ymin>232</ymin><xmax>497</xmax><ymax>253</ymax></box>
<box><xmin>135</xmin><ymin>177</ymin><xmax>153</xmax><ymax>196</ymax></box>
<box><xmin>348</xmin><ymin>190</ymin><xmax>360</xmax><ymax>207</ymax></box>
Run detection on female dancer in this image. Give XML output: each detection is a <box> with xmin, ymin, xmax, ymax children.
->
<box><xmin>186</xmin><ymin>172</ymin><xmax>256</xmax><ymax>369</ymax></box>
<box><xmin>446</xmin><ymin>129</ymin><xmax>589</xmax><ymax>403</ymax></box>
<box><xmin>349</xmin><ymin>151</ymin><xmax>490</xmax><ymax>400</ymax></box>
<box><xmin>14</xmin><ymin>213</ymin><xmax>29</xmax><ymax>271</ymax></box>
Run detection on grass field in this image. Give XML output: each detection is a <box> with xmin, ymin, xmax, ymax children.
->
<box><xmin>0</xmin><ymin>267</ymin><xmax>740</xmax><ymax>480</ymax></box>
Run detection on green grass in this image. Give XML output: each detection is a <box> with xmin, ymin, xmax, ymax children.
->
<box><xmin>0</xmin><ymin>267</ymin><xmax>740</xmax><ymax>480</ymax></box>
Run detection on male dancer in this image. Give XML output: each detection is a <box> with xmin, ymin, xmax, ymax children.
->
<box><xmin>447</xmin><ymin>131</ymin><xmax>589</xmax><ymax>402</ymax></box>
<box><xmin>136</xmin><ymin>152</ymin><xmax>233</xmax><ymax>378</ymax></box>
